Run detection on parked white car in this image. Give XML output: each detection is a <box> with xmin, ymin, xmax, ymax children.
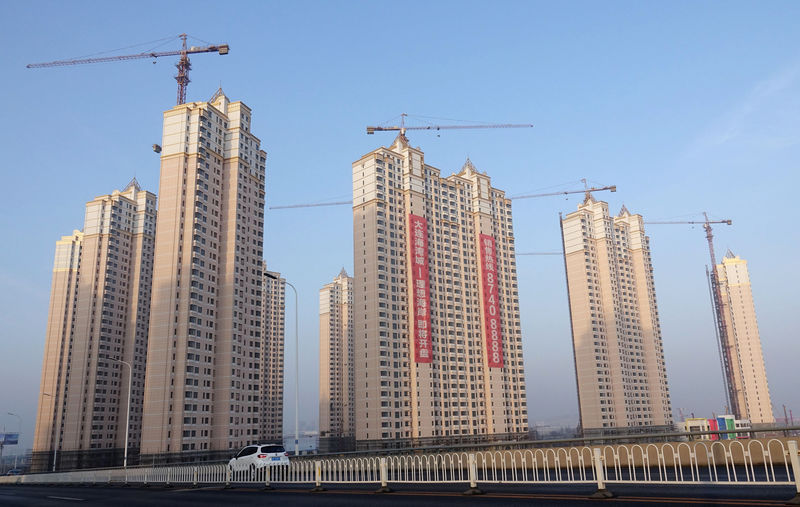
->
<box><xmin>228</xmin><ymin>444</ymin><xmax>289</xmax><ymax>472</ymax></box>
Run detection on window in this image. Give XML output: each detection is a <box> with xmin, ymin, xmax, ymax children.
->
<box><xmin>235</xmin><ymin>445</ymin><xmax>258</xmax><ymax>458</ymax></box>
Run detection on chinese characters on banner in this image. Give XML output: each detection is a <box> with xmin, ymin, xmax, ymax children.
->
<box><xmin>408</xmin><ymin>214</ymin><xmax>432</xmax><ymax>363</ymax></box>
<box><xmin>479</xmin><ymin>234</ymin><xmax>504</xmax><ymax>368</ymax></box>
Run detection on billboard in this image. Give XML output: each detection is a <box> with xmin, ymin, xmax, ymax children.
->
<box><xmin>479</xmin><ymin>234</ymin><xmax>504</xmax><ymax>368</ymax></box>
<box><xmin>0</xmin><ymin>433</ymin><xmax>19</xmax><ymax>445</ymax></box>
<box><xmin>717</xmin><ymin>417</ymin><xmax>730</xmax><ymax>440</ymax></box>
<box><xmin>707</xmin><ymin>419</ymin><xmax>719</xmax><ymax>440</ymax></box>
<box><xmin>408</xmin><ymin>214</ymin><xmax>432</xmax><ymax>363</ymax></box>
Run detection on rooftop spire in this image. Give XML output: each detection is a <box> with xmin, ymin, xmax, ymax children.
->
<box><xmin>462</xmin><ymin>157</ymin><xmax>477</xmax><ymax>174</ymax></box>
<box><xmin>124</xmin><ymin>177</ymin><xmax>141</xmax><ymax>192</ymax></box>
<box><xmin>338</xmin><ymin>267</ymin><xmax>349</xmax><ymax>278</ymax></box>
<box><xmin>391</xmin><ymin>131</ymin><xmax>409</xmax><ymax>150</ymax></box>
<box><xmin>209</xmin><ymin>86</ymin><xmax>227</xmax><ymax>103</ymax></box>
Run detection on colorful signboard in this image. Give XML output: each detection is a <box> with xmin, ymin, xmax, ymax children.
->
<box><xmin>409</xmin><ymin>214</ymin><xmax>432</xmax><ymax>363</ymax></box>
<box><xmin>707</xmin><ymin>419</ymin><xmax>719</xmax><ymax>440</ymax></box>
<box><xmin>479</xmin><ymin>234</ymin><xmax>504</xmax><ymax>368</ymax></box>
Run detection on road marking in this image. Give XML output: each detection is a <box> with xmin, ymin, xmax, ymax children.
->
<box><xmin>46</xmin><ymin>496</ymin><xmax>84</xmax><ymax>501</ymax></box>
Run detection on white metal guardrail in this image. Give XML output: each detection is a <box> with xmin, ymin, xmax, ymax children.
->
<box><xmin>2</xmin><ymin>439</ymin><xmax>799</xmax><ymax>501</ymax></box>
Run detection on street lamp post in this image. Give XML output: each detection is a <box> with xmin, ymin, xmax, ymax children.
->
<box><xmin>265</xmin><ymin>272</ymin><xmax>299</xmax><ymax>456</ymax></box>
<box><xmin>106</xmin><ymin>357</ymin><xmax>133</xmax><ymax>468</ymax></box>
<box><xmin>7</xmin><ymin>412</ymin><xmax>21</xmax><ymax>469</ymax></box>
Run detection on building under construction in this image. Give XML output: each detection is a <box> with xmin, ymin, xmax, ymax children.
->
<box><xmin>561</xmin><ymin>196</ymin><xmax>673</xmax><ymax>435</ymax></box>
<box><xmin>714</xmin><ymin>252</ymin><xmax>775</xmax><ymax>425</ymax></box>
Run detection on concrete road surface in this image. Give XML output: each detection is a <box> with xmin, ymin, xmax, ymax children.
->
<box><xmin>0</xmin><ymin>483</ymin><xmax>797</xmax><ymax>506</ymax></box>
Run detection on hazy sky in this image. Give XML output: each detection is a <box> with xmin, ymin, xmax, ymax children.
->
<box><xmin>1</xmin><ymin>1</ymin><xmax>799</xmax><ymax>452</ymax></box>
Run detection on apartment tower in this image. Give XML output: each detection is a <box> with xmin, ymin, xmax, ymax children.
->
<box><xmin>716</xmin><ymin>252</ymin><xmax>774</xmax><ymax>424</ymax></box>
<box><xmin>318</xmin><ymin>268</ymin><xmax>355</xmax><ymax>452</ymax></box>
<box><xmin>33</xmin><ymin>180</ymin><xmax>156</xmax><ymax>470</ymax></box>
<box><xmin>561</xmin><ymin>197</ymin><xmax>672</xmax><ymax>433</ymax></box>
<box><xmin>141</xmin><ymin>89</ymin><xmax>267</xmax><ymax>458</ymax></box>
<box><xmin>353</xmin><ymin>135</ymin><xmax>528</xmax><ymax>448</ymax></box>
<box><xmin>260</xmin><ymin>270</ymin><xmax>285</xmax><ymax>442</ymax></box>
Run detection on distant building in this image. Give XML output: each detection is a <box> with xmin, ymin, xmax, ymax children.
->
<box><xmin>260</xmin><ymin>270</ymin><xmax>285</xmax><ymax>443</ymax></box>
<box><xmin>140</xmin><ymin>89</ymin><xmax>267</xmax><ymax>460</ymax></box>
<box><xmin>684</xmin><ymin>415</ymin><xmax>750</xmax><ymax>440</ymax></box>
<box><xmin>33</xmin><ymin>180</ymin><xmax>156</xmax><ymax>470</ymax></box>
<box><xmin>318</xmin><ymin>268</ymin><xmax>355</xmax><ymax>452</ymax></box>
<box><xmin>716</xmin><ymin>252</ymin><xmax>774</xmax><ymax>424</ymax></box>
<box><xmin>352</xmin><ymin>135</ymin><xmax>528</xmax><ymax>449</ymax></box>
<box><xmin>561</xmin><ymin>197</ymin><xmax>673</xmax><ymax>434</ymax></box>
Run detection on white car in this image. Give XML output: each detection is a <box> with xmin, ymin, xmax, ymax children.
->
<box><xmin>228</xmin><ymin>444</ymin><xmax>290</xmax><ymax>472</ymax></box>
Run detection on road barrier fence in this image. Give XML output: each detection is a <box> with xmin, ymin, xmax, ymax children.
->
<box><xmin>2</xmin><ymin>438</ymin><xmax>799</xmax><ymax>502</ymax></box>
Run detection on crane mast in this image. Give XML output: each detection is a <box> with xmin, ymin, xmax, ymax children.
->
<box><xmin>176</xmin><ymin>34</ymin><xmax>191</xmax><ymax>105</ymax></box>
<box><xmin>702</xmin><ymin>212</ymin><xmax>740</xmax><ymax>418</ymax></box>
<box><xmin>645</xmin><ymin>213</ymin><xmax>738</xmax><ymax>417</ymax></box>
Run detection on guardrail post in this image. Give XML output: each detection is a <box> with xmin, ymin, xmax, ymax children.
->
<box><xmin>143</xmin><ymin>468</ymin><xmax>148</xmax><ymax>488</ymax></box>
<box><xmin>375</xmin><ymin>457</ymin><xmax>393</xmax><ymax>493</ymax></box>
<box><xmin>224</xmin><ymin>466</ymin><xmax>232</xmax><ymax>489</ymax></box>
<box><xmin>462</xmin><ymin>453</ymin><xmax>484</xmax><ymax>495</ymax></box>
<box><xmin>192</xmin><ymin>466</ymin><xmax>198</xmax><ymax>488</ymax></box>
<box><xmin>787</xmin><ymin>440</ymin><xmax>800</xmax><ymax>505</ymax></box>
<box><xmin>262</xmin><ymin>464</ymin><xmax>272</xmax><ymax>491</ymax></box>
<box><xmin>589</xmin><ymin>447</ymin><xmax>615</xmax><ymax>499</ymax></box>
<box><xmin>165</xmin><ymin>466</ymin><xmax>172</xmax><ymax>489</ymax></box>
<box><xmin>311</xmin><ymin>460</ymin><xmax>326</xmax><ymax>492</ymax></box>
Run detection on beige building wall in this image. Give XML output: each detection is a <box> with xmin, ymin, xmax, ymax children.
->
<box><xmin>141</xmin><ymin>89</ymin><xmax>267</xmax><ymax>456</ymax></box>
<box><xmin>33</xmin><ymin>180</ymin><xmax>156</xmax><ymax>463</ymax></box>
<box><xmin>353</xmin><ymin>135</ymin><xmax>528</xmax><ymax>447</ymax></box>
<box><xmin>319</xmin><ymin>269</ymin><xmax>354</xmax><ymax>443</ymax></box>
<box><xmin>716</xmin><ymin>252</ymin><xmax>774</xmax><ymax>424</ymax></box>
<box><xmin>260</xmin><ymin>270</ymin><xmax>285</xmax><ymax>442</ymax></box>
<box><xmin>561</xmin><ymin>198</ymin><xmax>672</xmax><ymax>432</ymax></box>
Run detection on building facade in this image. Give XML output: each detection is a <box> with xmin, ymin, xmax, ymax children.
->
<box><xmin>33</xmin><ymin>180</ymin><xmax>156</xmax><ymax>470</ymax></box>
<box><xmin>352</xmin><ymin>135</ymin><xmax>528</xmax><ymax>448</ymax></box>
<box><xmin>260</xmin><ymin>270</ymin><xmax>285</xmax><ymax>443</ymax></box>
<box><xmin>141</xmin><ymin>89</ymin><xmax>267</xmax><ymax>459</ymax></box>
<box><xmin>561</xmin><ymin>197</ymin><xmax>672</xmax><ymax>433</ymax></box>
<box><xmin>318</xmin><ymin>268</ymin><xmax>355</xmax><ymax>452</ymax></box>
<box><xmin>716</xmin><ymin>252</ymin><xmax>774</xmax><ymax>424</ymax></box>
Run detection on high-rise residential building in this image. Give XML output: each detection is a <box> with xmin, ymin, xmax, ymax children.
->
<box><xmin>260</xmin><ymin>270</ymin><xmax>285</xmax><ymax>443</ymax></box>
<box><xmin>561</xmin><ymin>196</ymin><xmax>672</xmax><ymax>433</ymax></box>
<box><xmin>141</xmin><ymin>89</ymin><xmax>267</xmax><ymax>459</ymax></box>
<box><xmin>318</xmin><ymin>268</ymin><xmax>355</xmax><ymax>452</ymax></box>
<box><xmin>33</xmin><ymin>180</ymin><xmax>156</xmax><ymax>470</ymax></box>
<box><xmin>352</xmin><ymin>135</ymin><xmax>528</xmax><ymax>448</ymax></box>
<box><xmin>716</xmin><ymin>251</ymin><xmax>774</xmax><ymax>424</ymax></box>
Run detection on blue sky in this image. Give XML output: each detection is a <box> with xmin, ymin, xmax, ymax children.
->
<box><xmin>1</xmin><ymin>1</ymin><xmax>799</xmax><ymax>450</ymax></box>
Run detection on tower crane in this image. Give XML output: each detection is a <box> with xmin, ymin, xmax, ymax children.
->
<box><xmin>366</xmin><ymin>113</ymin><xmax>533</xmax><ymax>135</ymax></box>
<box><xmin>27</xmin><ymin>34</ymin><xmax>229</xmax><ymax>105</ymax></box>
<box><xmin>269</xmin><ymin>180</ymin><xmax>616</xmax><ymax>210</ymax></box>
<box><xmin>512</xmin><ymin>182</ymin><xmax>616</xmax><ymax>201</ymax></box>
<box><xmin>645</xmin><ymin>213</ymin><xmax>739</xmax><ymax>418</ymax></box>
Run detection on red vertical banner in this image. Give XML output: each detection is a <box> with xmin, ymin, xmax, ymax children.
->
<box><xmin>408</xmin><ymin>214</ymin><xmax>432</xmax><ymax>363</ymax></box>
<box><xmin>480</xmin><ymin>234</ymin><xmax>504</xmax><ymax>368</ymax></box>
